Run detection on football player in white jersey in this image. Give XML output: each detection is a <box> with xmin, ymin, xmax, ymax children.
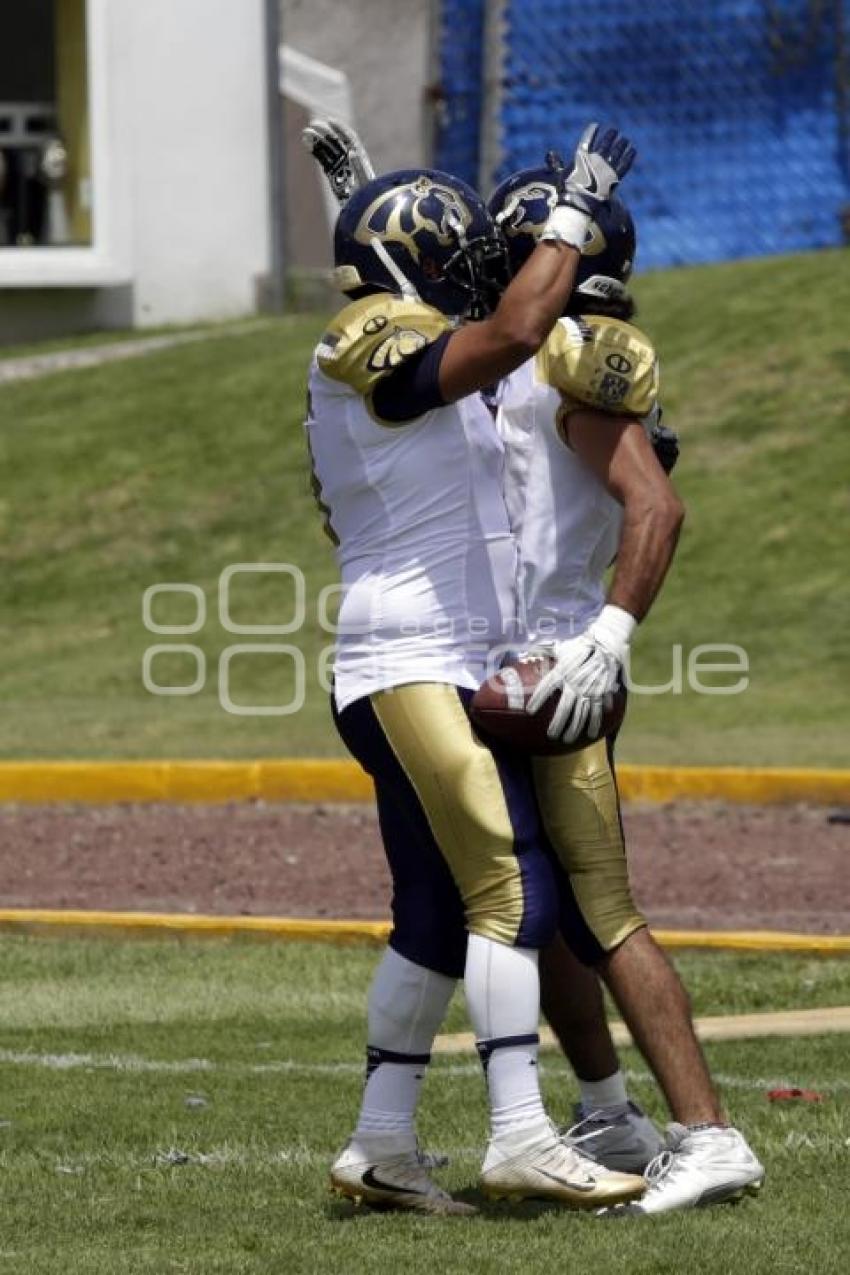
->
<box><xmin>306</xmin><ymin>126</ymin><xmax>650</xmax><ymax>1214</ymax></box>
<box><xmin>487</xmin><ymin>170</ymin><xmax>765</xmax><ymax>1213</ymax></box>
<box><xmin>306</xmin><ymin>120</ymin><xmax>764</xmax><ymax>1215</ymax></box>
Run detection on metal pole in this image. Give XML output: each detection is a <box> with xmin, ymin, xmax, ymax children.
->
<box><xmin>264</xmin><ymin>0</ymin><xmax>286</xmax><ymax>311</ymax></box>
<box><xmin>479</xmin><ymin>0</ymin><xmax>507</xmax><ymax>197</ymax></box>
<box><xmin>425</xmin><ymin>0</ymin><xmax>443</xmax><ymax>166</ymax></box>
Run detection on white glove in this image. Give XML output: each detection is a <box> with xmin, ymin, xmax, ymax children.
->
<box><xmin>541</xmin><ymin>123</ymin><xmax>636</xmax><ymax>250</ymax></box>
<box><xmin>526</xmin><ymin>605</ymin><xmax>636</xmax><ymax>744</ymax></box>
<box><xmin>562</xmin><ymin>123</ymin><xmax>636</xmax><ymax>213</ymax></box>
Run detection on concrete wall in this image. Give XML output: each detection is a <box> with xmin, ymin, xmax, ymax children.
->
<box><xmin>281</xmin><ymin>0</ymin><xmax>433</xmax><ymax>175</ymax></box>
<box><xmin>279</xmin><ymin>0</ymin><xmax>434</xmax><ymax>275</ymax></box>
<box><xmin>0</xmin><ymin>286</ymin><xmax>131</xmax><ymax>346</ymax></box>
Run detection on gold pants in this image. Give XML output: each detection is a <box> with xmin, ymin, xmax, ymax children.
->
<box><xmin>532</xmin><ymin>739</ymin><xmax>646</xmax><ymax>960</ymax></box>
<box><xmin>370</xmin><ymin>683</ymin><xmax>558</xmax><ymax>949</ymax></box>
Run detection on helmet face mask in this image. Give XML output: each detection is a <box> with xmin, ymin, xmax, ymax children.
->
<box><xmin>488</xmin><ymin>168</ymin><xmax>636</xmax><ymax>304</ymax></box>
<box><xmin>334</xmin><ymin>169</ymin><xmax>510</xmax><ymax>318</ymax></box>
<box><xmin>442</xmin><ymin>229</ymin><xmax>512</xmax><ymax>319</ymax></box>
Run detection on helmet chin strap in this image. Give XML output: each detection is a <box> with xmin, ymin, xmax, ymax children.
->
<box><xmin>370</xmin><ymin>236</ymin><xmax>420</xmax><ymax>302</ymax></box>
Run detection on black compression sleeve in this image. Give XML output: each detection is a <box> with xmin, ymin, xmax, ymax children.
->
<box><xmin>371</xmin><ymin>331</ymin><xmax>451</xmax><ymax>423</ymax></box>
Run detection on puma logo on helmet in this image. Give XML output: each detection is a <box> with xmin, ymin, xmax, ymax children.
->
<box><xmin>497</xmin><ymin>180</ymin><xmax>606</xmax><ymax>254</ymax></box>
<box><xmin>496</xmin><ymin>181</ymin><xmax>558</xmax><ymax>238</ymax></box>
<box><xmin>354</xmin><ymin>177</ymin><xmax>473</xmax><ymax>264</ymax></box>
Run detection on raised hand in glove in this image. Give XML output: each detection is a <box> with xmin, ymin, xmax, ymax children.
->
<box><xmin>301</xmin><ymin>117</ymin><xmax>376</xmax><ymax>206</ymax></box>
<box><xmin>526</xmin><ymin>605</ymin><xmax>636</xmax><ymax>744</ymax></box>
<box><xmin>541</xmin><ymin>123</ymin><xmax>637</xmax><ymax>250</ymax></box>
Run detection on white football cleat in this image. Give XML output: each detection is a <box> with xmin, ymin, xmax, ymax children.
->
<box><xmin>330</xmin><ymin>1133</ymin><xmax>476</xmax><ymax>1216</ymax></box>
<box><xmin>602</xmin><ymin>1123</ymin><xmax>765</xmax><ymax>1215</ymax></box>
<box><xmin>480</xmin><ymin>1121</ymin><xmax>646</xmax><ymax>1209</ymax></box>
<box><xmin>563</xmin><ymin>1100</ymin><xmax>664</xmax><ymax>1173</ymax></box>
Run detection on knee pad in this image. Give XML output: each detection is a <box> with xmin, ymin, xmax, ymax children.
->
<box><xmin>368</xmin><ymin>947</ymin><xmax>457</xmax><ymax>1053</ymax></box>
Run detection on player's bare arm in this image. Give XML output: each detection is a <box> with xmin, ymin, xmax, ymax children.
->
<box><xmin>527</xmin><ymin>413</ymin><xmax>684</xmax><ymax>743</ymax></box>
<box><xmin>305</xmin><ymin>118</ymin><xmax>636</xmax><ymax>408</ymax></box>
<box><xmin>437</xmin><ymin>240</ymin><xmax>579</xmax><ymax>400</ymax></box>
<box><xmin>565</xmin><ymin>408</ymin><xmax>685</xmax><ymax>621</ymax></box>
<box><xmin>438</xmin><ymin>127</ymin><xmax>636</xmax><ymax>402</ymax></box>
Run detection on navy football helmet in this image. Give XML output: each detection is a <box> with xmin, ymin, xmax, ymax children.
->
<box><xmin>488</xmin><ymin>167</ymin><xmax>635</xmax><ymax>303</ymax></box>
<box><xmin>333</xmin><ymin>168</ymin><xmax>510</xmax><ymax>318</ymax></box>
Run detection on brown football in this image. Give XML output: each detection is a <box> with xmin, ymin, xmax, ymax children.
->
<box><xmin>470</xmin><ymin>652</ymin><xmax>626</xmax><ymax>756</ymax></box>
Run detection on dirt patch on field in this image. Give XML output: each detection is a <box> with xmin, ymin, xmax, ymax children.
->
<box><xmin>1</xmin><ymin>801</ymin><xmax>847</xmax><ymax>933</ymax></box>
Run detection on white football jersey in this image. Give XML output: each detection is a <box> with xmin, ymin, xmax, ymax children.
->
<box><xmin>496</xmin><ymin>314</ymin><xmax>659</xmax><ymax>643</ymax></box>
<box><xmin>307</xmin><ymin>294</ymin><xmax>519</xmax><ymax>710</ymax></box>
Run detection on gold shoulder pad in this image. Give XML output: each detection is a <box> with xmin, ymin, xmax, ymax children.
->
<box><xmin>316</xmin><ymin>295</ymin><xmax>451</xmax><ymax>399</ymax></box>
<box><xmin>538</xmin><ymin>315</ymin><xmax>659</xmax><ymax>417</ymax></box>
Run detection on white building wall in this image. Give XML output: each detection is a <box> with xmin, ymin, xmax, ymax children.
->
<box><xmin>118</xmin><ymin>0</ymin><xmax>271</xmax><ymax>326</ymax></box>
<box><xmin>0</xmin><ymin>0</ymin><xmax>272</xmax><ymax>337</ymax></box>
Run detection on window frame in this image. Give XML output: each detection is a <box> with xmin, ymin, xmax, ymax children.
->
<box><xmin>0</xmin><ymin>0</ymin><xmax>130</xmax><ymax>288</ymax></box>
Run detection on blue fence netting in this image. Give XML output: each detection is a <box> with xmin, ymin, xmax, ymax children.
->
<box><xmin>434</xmin><ymin>0</ymin><xmax>850</xmax><ymax>269</ymax></box>
<box><xmin>433</xmin><ymin>0</ymin><xmax>488</xmax><ymax>185</ymax></box>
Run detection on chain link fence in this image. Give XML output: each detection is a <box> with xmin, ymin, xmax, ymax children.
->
<box><xmin>435</xmin><ymin>0</ymin><xmax>850</xmax><ymax>268</ymax></box>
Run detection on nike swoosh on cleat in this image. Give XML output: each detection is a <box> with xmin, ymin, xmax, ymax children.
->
<box><xmin>537</xmin><ymin>1167</ymin><xmax>596</xmax><ymax>1192</ymax></box>
<box><xmin>361</xmin><ymin>1167</ymin><xmax>421</xmax><ymax>1195</ymax></box>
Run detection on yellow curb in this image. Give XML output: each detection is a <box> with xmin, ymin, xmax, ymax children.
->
<box><xmin>0</xmin><ymin>909</ymin><xmax>389</xmax><ymax>945</ymax></box>
<box><xmin>0</xmin><ymin>760</ymin><xmax>847</xmax><ymax>805</ymax></box>
<box><xmin>0</xmin><ymin>910</ymin><xmax>847</xmax><ymax>955</ymax></box>
<box><xmin>434</xmin><ymin>1005</ymin><xmax>850</xmax><ymax>1055</ymax></box>
<box><xmin>0</xmin><ymin>760</ymin><xmax>374</xmax><ymax>804</ymax></box>
<box><xmin>652</xmin><ymin>929</ymin><xmax>850</xmax><ymax>954</ymax></box>
<box><xmin>616</xmin><ymin>764</ymin><xmax>850</xmax><ymax>805</ymax></box>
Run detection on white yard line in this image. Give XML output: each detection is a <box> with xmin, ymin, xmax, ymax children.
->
<box><xmin>0</xmin><ymin>1048</ymin><xmax>218</xmax><ymax>1073</ymax></box>
<box><xmin>0</xmin><ymin>321</ymin><xmax>275</xmax><ymax>387</ymax></box>
<box><xmin>3</xmin><ymin>1131</ymin><xmax>847</xmax><ymax>1179</ymax></box>
<box><xmin>0</xmin><ymin>1144</ymin><xmax>486</xmax><ymax>1173</ymax></box>
<box><xmin>0</xmin><ymin>1046</ymin><xmax>848</xmax><ymax>1094</ymax></box>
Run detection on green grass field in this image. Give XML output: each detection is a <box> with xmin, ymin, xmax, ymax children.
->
<box><xmin>0</xmin><ymin>933</ymin><xmax>846</xmax><ymax>1269</ymax></box>
<box><xmin>2</xmin><ymin>249</ymin><xmax>849</xmax><ymax>763</ymax></box>
<box><xmin>1</xmin><ymin>936</ymin><xmax>848</xmax><ymax>1274</ymax></box>
<box><xmin>0</xmin><ymin>317</ymin><xmax>274</xmax><ymax>365</ymax></box>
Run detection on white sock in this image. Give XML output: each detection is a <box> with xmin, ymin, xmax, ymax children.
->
<box><xmin>465</xmin><ymin>933</ymin><xmax>547</xmax><ymax>1140</ymax></box>
<box><xmin>357</xmin><ymin>1055</ymin><xmax>429</xmax><ymax>1138</ymax></box>
<box><xmin>578</xmin><ymin>1069</ymin><xmax>629</xmax><ymax>1115</ymax></box>
<box><xmin>355</xmin><ymin>948</ymin><xmax>456</xmax><ymax>1140</ymax></box>
<box><xmin>481</xmin><ymin>1042</ymin><xmax>547</xmax><ymax>1139</ymax></box>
